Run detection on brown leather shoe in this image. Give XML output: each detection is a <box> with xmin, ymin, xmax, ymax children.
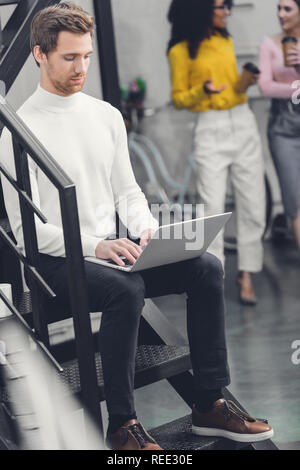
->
<box><xmin>192</xmin><ymin>399</ymin><xmax>274</xmax><ymax>443</ymax></box>
<box><xmin>106</xmin><ymin>419</ymin><xmax>163</xmax><ymax>450</ymax></box>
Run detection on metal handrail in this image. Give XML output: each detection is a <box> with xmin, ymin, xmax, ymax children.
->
<box><xmin>0</xmin><ymin>96</ymin><xmax>103</xmax><ymax>434</ymax></box>
<box><xmin>0</xmin><ymin>161</ymin><xmax>47</xmax><ymax>223</ymax></box>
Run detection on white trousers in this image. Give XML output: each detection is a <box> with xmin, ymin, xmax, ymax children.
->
<box><xmin>194</xmin><ymin>103</ymin><xmax>266</xmax><ymax>272</ymax></box>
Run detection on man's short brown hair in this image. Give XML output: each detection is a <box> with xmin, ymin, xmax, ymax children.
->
<box><xmin>30</xmin><ymin>2</ymin><xmax>94</xmax><ymax>57</ymax></box>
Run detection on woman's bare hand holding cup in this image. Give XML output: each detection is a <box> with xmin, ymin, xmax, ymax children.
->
<box><xmin>203</xmin><ymin>79</ymin><xmax>227</xmax><ymax>94</ymax></box>
<box><xmin>249</xmin><ymin>73</ymin><xmax>260</xmax><ymax>86</ymax></box>
<box><xmin>286</xmin><ymin>45</ymin><xmax>300</xmax><ymax>72</ymax></box>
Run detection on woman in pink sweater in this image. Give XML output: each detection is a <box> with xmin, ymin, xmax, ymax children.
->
<box><xmin>259</xmin><ymin>0</ymin><xmax>300</xmax><ymax>249</ymax></box>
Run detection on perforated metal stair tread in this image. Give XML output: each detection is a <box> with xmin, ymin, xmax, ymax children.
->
<box><xmin>15</xmin><ymin>291</ymin><xmax>32</xmax><ymax>317</ymax></box>
<box><xmin>58</xmin><ymin>345</ymin><xmax>190</xmax><ymax>396</ymax></box>
<box><xmin>149</xmin><ymin>414</ymin><xmax>244</xmax><ymax>450</ymax></box>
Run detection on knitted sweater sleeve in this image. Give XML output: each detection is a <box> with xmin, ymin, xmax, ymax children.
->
<box><xmin>168</xmin><ymin>45</ymin><xmax>207</xmax><ymax>109</ymax></box>
<box><xmin>110</xmin><ymin>109</ymin><xmax>159</xmax><ymax>238</ymax></box>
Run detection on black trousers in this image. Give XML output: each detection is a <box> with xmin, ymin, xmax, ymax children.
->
<box><xmin>37</xmin><ymin>252</ymin><xmax>230</xmax><ymax>417</ymax></box>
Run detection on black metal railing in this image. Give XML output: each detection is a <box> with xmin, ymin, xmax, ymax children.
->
<box><xmin>0</xmin><ymin>96</ymin><xmax>103</xmax><ymax>434</ymax></box>
<box><xmin>93</xmin><ymin>0</ymin><xmax>121</xmax><ymax>110</ymax></box>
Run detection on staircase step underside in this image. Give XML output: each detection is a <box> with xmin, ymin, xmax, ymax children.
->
<box><xmin>1</xmin><ymin>346</ymin><xmax>191</xmax><ymax>416</ymax></box>
<box><xmin>149</xmin><ymin>414</ymin><xmax>248</xmax><ymax>451</ymax></box>
<box><xmin>59</xmin><ymin>345</ymin><xmax>191</xmax><ymax>399</ymax></box>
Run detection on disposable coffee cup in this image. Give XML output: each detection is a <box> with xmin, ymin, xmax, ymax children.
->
<box><xmin>282</xmin><ymin>36</ymin><xmax>298</xmax><ymax>67</ymax></box>
<box><xmin>236</xmin><ymin>62</ymin><xmax>260</xmax><ymax>93</ymax></box>
<box><xmin>0</xmin><ymin>283</ymin><xmax>13</xmax><ymax>318</ymax></box>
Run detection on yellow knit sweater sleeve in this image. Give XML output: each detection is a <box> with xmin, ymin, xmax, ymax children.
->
<box><xmin>168</xmin><ymin>37</ymin><xmax>247</xmax><ymax>112</ymax></box>
<box><xmin>168</xmin><ymin>43</ymin><xmax>207</xmax><ymax>110</ymax></box>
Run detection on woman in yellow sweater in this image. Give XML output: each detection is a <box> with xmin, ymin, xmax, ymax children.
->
<box><xmin>168</xmin><ymin>0</ymin><xmax>266</xmax><ymax>305</ymax></box>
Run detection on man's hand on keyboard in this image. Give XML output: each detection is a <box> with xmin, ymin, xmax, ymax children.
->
<box><xmin>95</xmin><ymin>238</ymin><xmax>142</xmax><ymax>267</ymax></box>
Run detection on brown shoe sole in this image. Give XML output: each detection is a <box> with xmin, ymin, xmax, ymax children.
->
<box><xmin>192</xmin><ymin>425</ymin><xmax>274</xmax><ymax>443</ymax></box>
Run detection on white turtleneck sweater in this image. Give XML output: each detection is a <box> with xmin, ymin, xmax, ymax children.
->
<box><xmin>0</xmin><ymin>86</ymin><xmax>158</xmax><ymax>257</ymax></box>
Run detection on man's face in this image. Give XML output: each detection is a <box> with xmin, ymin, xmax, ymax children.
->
<box><xmin>35</xmin><ymin>31</ymin><xmax>93</xmax><ymax>96</ymax></box>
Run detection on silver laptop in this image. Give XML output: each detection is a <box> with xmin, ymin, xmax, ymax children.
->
<box><xmin>85</xmin><ymin>212</ymin><xmax>231</xmax><ymax>273</ymax></box>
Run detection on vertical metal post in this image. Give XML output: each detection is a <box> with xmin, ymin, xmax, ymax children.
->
<box><xmin>12</xmin><ymin>139</ymin><xmax>49</xmax><ymax>347</ymax></box>
<box><xmin>93</xmin><ymin>0</ymin><xmax>121</xmax><ymax>110</ymax></box>
<box><xmin>59</xmin><ymin>185</ymin><xmax>103</xmax><ymax>434</ymax></box>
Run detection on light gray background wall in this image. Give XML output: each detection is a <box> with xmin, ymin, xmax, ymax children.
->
<box><xmin>1</xmin><ymin>0</ymin><xmax>284</xmax><ymax>205</ymax></box>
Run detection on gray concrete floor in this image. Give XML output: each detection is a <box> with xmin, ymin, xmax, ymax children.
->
<box><xmin>132</xmin><ymin>240</ymin><xmax>300</xmax><ymax>451</ymax></box>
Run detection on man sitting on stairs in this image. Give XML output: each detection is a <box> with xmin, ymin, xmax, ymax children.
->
<box><xmin>0</xmin><ymin>2</ymin><xmax>273</xmax><ymax>450</ymax></box>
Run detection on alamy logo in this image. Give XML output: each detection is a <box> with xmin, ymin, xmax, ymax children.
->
<box><xmin>291</xmin><ymin>340</ymin><xmax>300</xmax><ymax>365</ymax></box>
<box><xmin>94</xmin><ymin>201</ymin><xmax>205</xmax><ymax>251</ymax></box>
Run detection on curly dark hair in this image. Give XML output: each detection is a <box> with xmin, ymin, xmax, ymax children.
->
<box><xmin>167</xmin><ymin>0</ymin><xmax>233</xmax><ymax>58</ymax></box>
